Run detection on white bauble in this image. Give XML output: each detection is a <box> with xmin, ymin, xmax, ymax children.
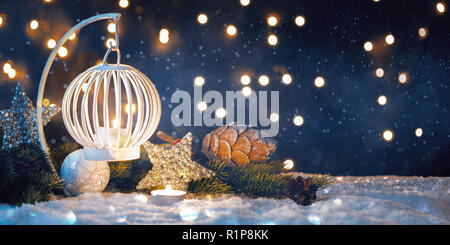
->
<box><xmin>60</xmin><ymin>149</ymin><xmax>110</xmax><ymax>196</ymax></box>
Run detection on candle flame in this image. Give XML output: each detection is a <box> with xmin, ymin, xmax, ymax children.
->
<box><xmin>166</xmin><ymin>185</ymin><xmax>173</xmax><ymax>190</ymax></box>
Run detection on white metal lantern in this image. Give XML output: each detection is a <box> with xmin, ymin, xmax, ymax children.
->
<box><xmin>62</xmin><ymin>48</ymin><xmax>161</xmax><ymax>161</ymax></box>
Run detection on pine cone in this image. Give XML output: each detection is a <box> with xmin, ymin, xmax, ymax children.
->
<box><xmin>201</xmin><ymin>126</ymin><xmax>276</xmax><ymax>166</ymax></box>
<box><xmin>287</xmin><ymin>176</ymin><xmax>318</xmax><ymax>206</ymax></box>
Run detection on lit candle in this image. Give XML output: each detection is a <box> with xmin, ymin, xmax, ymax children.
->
<box><xmin>151</xmin><ymin>185</ymin><xmax>186</xmax><ymax>205</ymax></box>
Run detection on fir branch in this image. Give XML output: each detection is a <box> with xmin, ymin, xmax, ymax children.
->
<box><xmin>311</xmin><ymin>174</ymin><xmax>333</xmax><ymax>190</ymax></box>
<box><xmin>188</xmin><ymin>177</ymin><xmax>233</xmax><ymax>194</ymax></box>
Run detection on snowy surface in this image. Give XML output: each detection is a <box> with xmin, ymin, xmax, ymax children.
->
<box><xmin>0</xmin><ymin>175</ymin><xmax>449</xmax><ymax>225</ymax></box>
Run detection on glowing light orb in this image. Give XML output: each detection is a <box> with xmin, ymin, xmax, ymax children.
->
<box><xmin>3</xmin><ymin>63</ymin><xmax>12</xmax><ymax>74</ymax></box>
<box><xmin>415</xmin><ymin>128</ymin><xmax>423</xmax><ymax>137</ymax></box>
<box><xmin>215</xmin><ymin>108</ymin><xmax>227</xmax><ymax>118</ymax></box>
<box><xmin>240</xmin><ymin>0</ymin><xmax>250</xmax><ymax>7</ymax></box>
<box><xmin>68</xmin><ymin>33</ymin><xmax>76</xmax><ymax>40</ymax></box>
<box><xmin>194</xmin><ymin>76</ymin><xmax>205</xmax><ymax>86</ymax></box>
<box><xmin>382</xmin><ymin>130</ymin><xmax>394</xmax><ymax>141</ymax></box>
<box><xmin>7</xmin><ymin>68</ymin><xmax>16</xmax><ymax>79</ymax></box>
<box><xmin>418</xmin><ymin>27</ymin><xmax>427</xmax><ymax>38</ymax></box>
<box><xmin>112</xmin><ymin>119</ymin><xmax>120</xmax><ymax>128</ymax></box>
<box><xmin>106</xmin><ymin>38</ymin><xmax>117</xmax><ymax>48</ymax></box>
<box><xmin>0</xmin><ymin>16</ymin><xmax>3</xmax><ymax>27</ymax></box>
<box><xmin>295</xmin><ymin>16</ymin><xmax>305</xmax><ymax>27</ymax></box>
<box><xmin>42</xmin><ymin>99</ymin><xmax>50</xmax><ymax>107</ymax></box>
<box><xmin>81</xmin><ymin>83</ymin><xmax>89</xmax><ymax>92</ymax></box>
<box><xmin>270</xmin><ymin>113</ymin><xmax>279</xmax><ymax>122</ymax></box>
<box><xmin>436</xmin><ymin>2</ymin><xmax>446</xmax><ymax>14</ymax></box>
<box><xmin>197</xmin><ymin>14</ymin><xmax>208</xmax><ymax>24</ymax></box>
<box><xmin>283</xmin><ymin>159</ymin><xmax>294</xmax><ymax>170</ymax></box>
<box><xmin>160</xmin><ymin>29</ymin><xmax>169</xmax><ymax>36</ymax></box>
<box><xmin>159</xmin><ymin>29</ymin><xmax>169</xmax><ymax>44</ymax></box>
<box><xmin>44</xmin><ymin>0</ymin><xmax>53</xmax><ymax>3</ymax></box>
<box><xmin>258</xmin><ymin>75</ymin><xmax>270</xmax><ymax>86</ymax></box>
<box><xmin>226</xmin><ymin>25</ymin><xmax>237</xmax><ymax>37</ymax></box>
<box><xmin>267</xmin><ymin>34</ymin><xmax>278</xmax><ymax>46</ymax></box>
<box><xmin>242</xmin><ymin>86</ymin><xmax>252</xmax><ymax>97</ymax></box>
<box><xmin>398</xmin><ymin>73</ymin><xmax>407</xmax><ymax>84</ymax></box>
<box><xmin>282</xmin><ymin>73</ymin><xmax>292</xmax><ymax>85</ymax></box>
<box><xmin>197</xmin><ymin>101</ymin><xmax>207</xmax><ymax>112</ymax></box>
<box><xmin>119</xmin><ymin>0</ymin><xmax>129</xmax><ymax>8</ymax></box>
<box><xmin>47</xmin><ymin>39</ymin><xmax>56</xmax><ymax>49</ymax></box>
<box><xmin>240</xmin><ymin>74</ymin><xmax>251</xmax><ymax>85</ymax></box>
<box><xmin>107</xmin><ymin>23</ymin><xmax>116</xmax><ymax>33</ymax></box>
<box><xmin>375</xmin><ymin>68</ymin><xmax>384</xmax><ymax>77</ymax></box>
<box><xmin>125</xmin><ymin>104</ymin><xmax>136</xmax><ymax>114</ymax></box>
<box><xmin>314</xmin><ymin>76</ymin><xmax>325</xmax><ymax>88</ymax></box>
<box><xmin>364</xmin><ymin>41</ymin><xmax>373</xmax><ymax>52</ymax></box>
<box><xmin>267</xmin><ymin>16</ymin><xmax>278</xmax><ymax>27</ymax></box>
<box><xmin>377</xmin><ymin>95</ymin><xmax>387</xmax><ymax>106</ymax></box>
<box><xmin>385</xmin><ymin>34</ymin><xmax>395</xmax><ymax>45</ymax></box>
<box><xmin>30</xmin><ymin>20</ymin><xmax>39</xmax><ymax>30</ymax></box>
<box><xmin>58</xmin><ymin>46</ymin><xmax>68</xmax><ymax>57</ymax></box>
<box><xmin>293</xmin><ymin>115</ymin><xmax>304</xmax><ymax>126</ymax></box>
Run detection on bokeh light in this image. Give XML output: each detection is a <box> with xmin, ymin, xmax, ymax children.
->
<box><xmin>283</xmin><ymin>159</ymin><xmax>294</xmax><ymax>170</ymax></box>
<box><xmin>282</xmin><ymin>73</ymin><xmax>292</xmax><ymax>85</ymax></box>
<box><xmin>58</xmin><ymin>46</ymin><xmax>68</xmax><ymax>57</ymax></box>
<box><xmin>398</xmin><ymin>73</ymin><xmax>407</xmax><ymax>84</ymax></box>
<box><xmin>377</xmin><ymin>95</ymin><xmax>387</xmax><ymax>106</ymax></box>
<box><xmin>197</xmin><ymin>13</ymin><xmax>208</xmax><ymax>24</ymax></box>
<box><xmin>242</xmin><ymin>86</ymin><xmax>252</xmax><ymax>96</ymax></box>
<box><xmin>3</xmin><ymin>63</ymin><xmax>12</xmax><ymax>74</ymax></box>
<box><xmin>215</xmin><ymin>108</ymin><xmax>227</xmax><ymax>118</ymax></box>
<box><xmin>125</xmin><ymin>104</ymin><xmax>136</xmax><ymax>114</ymax></box>
<box><xmin>385</xmin><ymin>34</ymin><xmax>395</xmax><ymax>45</ymax></box>
<box><xmin>314</xmin><ymin>76</ymin><xmax>325</xmax><ymax>88</ymax></box>
<box><xmin>159</xmin><ymin>29</ymin><xmax>169</xmax><ymax>44</ymax></box>
<box><xmin>295</xmin><ymin>16</ymin><xmax>305</xmax><ymax>27</ymax></box>
<box><xmin>7</xmin><ymin>68</ymin><xmax>16</xmax><ymax>79</ymax></box>
<box><xmin>42</xmin><ymin>98</ymin><xmax>50</xmax><ymax>107</ymax></box>
<box><xmin>68</xmin><ymin>33</ymin><xmax>76</xmax><ymax>40</ymax></box>
<box><xmin>119</xmin><ymin>0</ymin><xmax>129</xmax><ymax>8</ymax></box>
<box><xmin>415</xmin><ymin>128</ymin><xmax>423</xmax><ymax>137</ymax></box>
<box><xmin>47</xmin><ymin>39</ymin><xmax>56</xmax><ymax>49</ymax></box>
<box><xmin>226</xmin><ymin>25</ymin><xmax>237</xmax><ymax>37</ymax></box>
<box><xmin>107</xmin><ymin>23</ymin><xmax>116</xmax><ymax>33</ymax></box>
<box><xmin>418</xmin><ymin>27</ymin><xmax>427</xmax><ymax>38</ymax></box>
<box><xmin>270</xmin><ymin>113</ymin><xmax>279</xmax><ymax>122</ymax></box>
<box><xmin>436</xmin><ymin>2</ymin><xmax>446</xmax><ymax>14</ymax></box>
<box><xmin>375</xmin><ymin>68</ymin><xmax>384</xmax><ymax>77</ymax></box>
<box><xmin>194</xmin><ymin>76</ymin><xmax>205</xmax><ymax>86</ymax></box>
<box><xmin>364</xmin><ymin>41</ymin><xmax>373</xmax><ymax>51</ymax></box>
<box><xmin>30</xmin><ymin>20</ymin><xmax>39</xmax><ymax>30</ymax></box>
<box><xmin>267</xmin><ymin>16</ymin><xmax>278</xmax><ymax>27</ymax></box>
<box><xmin>0</xmin><ymin>16</ymin><xmax>3</xmax><ymax>27</ymax></box>
<box><xmin>383</xmin><ymin>130</ymin><xmax>394</xmax><ymax>141</ymax></box>
<box><xmin>293</xmin><ymin>115</ymin><xmax>304</xmax><ymax>126</ymax></box>
<box><xmin>197</xmin><ymin>101</ymin><xmax>207</xmax><ymax>112</ymax></box>
<box><xmin>258</xmin><ymin>75</ymin><xmax>270</xmax><ymax>86</ymax></box>
<box><xmin>240</xmin><ymin>74</ymin><xmax>251</xmax><ymax>85</ymax></box>
<box><xmin>106</xmin><ymin>38</ymin><xmax>117</xmax><ymax>48</ymax></box>
<box><xmin>240</xmin><ymin>0</ymin><xmax>250</xmax><ymax>7</ymax></box>
<box><xmin>267</xmin><ymin>34</ymin><xmax>278</xmax><ymax>46</ymax></box>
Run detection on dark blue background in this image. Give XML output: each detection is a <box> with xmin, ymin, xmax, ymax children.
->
<box><xmin>0</xmin><ymin>0</ymin><xmax>448</xmax><ymax>176</ymax></box>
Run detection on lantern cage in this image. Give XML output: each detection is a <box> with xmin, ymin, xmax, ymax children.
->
<box><xmin>61</xmin><ymin>47</ymin><xmax>161</xmax><ymax>161</ymax></box>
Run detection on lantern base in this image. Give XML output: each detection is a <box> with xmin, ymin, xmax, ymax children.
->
<box><xmin>83</xmin><ymin>146</ymin><xmax>140</xmax><ymax>162</ymax></box>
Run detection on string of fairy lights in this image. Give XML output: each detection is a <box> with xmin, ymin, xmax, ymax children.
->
<box><xmin>0</xmin><ymin>0</ymin><xmax>447</xmax><ymax>169</ymax></box>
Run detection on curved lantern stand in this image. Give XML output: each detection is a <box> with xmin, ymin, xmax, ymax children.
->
<box><xmin>37</xmin><ymin>13</ymin><xmax>121</xmax><ymax>173</ymax></box>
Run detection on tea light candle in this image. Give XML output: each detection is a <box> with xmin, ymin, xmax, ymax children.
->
<box><xmin>151</xmin><ymin>185</ymin><xmax>186</xmax><ymax>206</ymax></box>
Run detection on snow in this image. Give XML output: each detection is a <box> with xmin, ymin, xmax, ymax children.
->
<box><xmin>0</xmin><ymin>175</ymin><xmax>448</xmax><ymax>225</ymax></box>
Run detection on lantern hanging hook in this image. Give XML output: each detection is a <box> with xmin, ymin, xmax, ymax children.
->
<box><xmin>36</xmin><ymin>13</ymin><xmax>121</xmax><ymax>174</ymax></box>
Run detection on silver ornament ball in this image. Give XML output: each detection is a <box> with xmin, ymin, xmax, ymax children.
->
<box><xmin>61</xmin><ymin>149</ymin><xmax>110</xmax><ymax>196</ymax></box>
